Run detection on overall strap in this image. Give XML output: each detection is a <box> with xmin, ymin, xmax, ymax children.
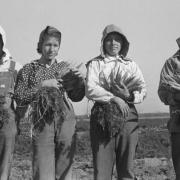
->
<box><xmin>9</xmin><ymin>60</ymin><xmax>16</xmax><ymax>72</ymax></box>
<box><xmin>9</xmin><ymin>60</ymin><xmax>17</xmax><ymax>85</ymax></box>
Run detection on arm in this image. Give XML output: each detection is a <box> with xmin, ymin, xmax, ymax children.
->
<box><xmin>158</xmin><ymin>85</ymin><xmax>177</xmax><ymax>105</ymax></box>
<box><xmin>60</xmin><ymin>67</ymin><xmax>85</xmax><ymax>102</ymax></box>
<box><xmin>14</xmin><ymin>64</ymin><xmax>39</xmax><ymax>105</ymax></box>
<box><xmin>14</xmin><ymin>63</ymin><xmax>32</xmax><ymax>135</ymax></box>
<box><xmin>127</xmin><ymin>62</ymin><xmax>147</xmax><ymax>104</ymax></box>
<box><xmin>158</xmin><ymin>59</ymin><xmax>180</xmax><ymax>105</ymax></box>
<box><xmin>85</xmin><ymin>60</ymin><xmax>114</xmax><ymax>103</ymax></box>
<box><xmin>131</xmin><ymin>62</ymin><xmax>147</xmax><ymax>104</ymax></box>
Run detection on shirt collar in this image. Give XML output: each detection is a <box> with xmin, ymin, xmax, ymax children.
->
<box><xmin>36</xmin><ymin>59</ymin><xmax>58</xmax><ymax>68</ymax></box>
<box><xmin>103</xmin><ymin>55</ymin><xmax>129</xmax><ymax>64</ymax></box>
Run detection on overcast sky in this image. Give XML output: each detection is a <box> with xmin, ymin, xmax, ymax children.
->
<box><xmin>1</xmin><ymin>0</ymin><xmax>180</xmax><ymax>114</ymax></box>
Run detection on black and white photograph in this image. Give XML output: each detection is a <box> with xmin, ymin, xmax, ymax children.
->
<box><xmin>0</xmin><ymin>0</ymin><xmax>180</xmax><ymax>179</ymax></box>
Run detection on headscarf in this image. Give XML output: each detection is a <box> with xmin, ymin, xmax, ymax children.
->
<box><xmin>101</xmin><ymin>24</ymin><xmax>129</xmax><ymax>58</ymax></box>
<box><xmin>0</xmin><ymin>26</ymin><xmax>12</xmax><ymax>61</ymax></box>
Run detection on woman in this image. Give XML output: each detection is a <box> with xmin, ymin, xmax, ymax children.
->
<box><xmin>158</xmin><ymin>37</ymin><xmax>180</xmax><ymax>180</ymax></box>
<box><xmin>14</xmin><ymin>26</ymin><xmax>85</xmax><ymax>180</ymax></box>
<box><xmin>86</xmin><ymin>24</ymin><xmax>146</xmax><ymax>180</ymax></box>
<box><xmin>0</xmin><ymin>25</ymin><xmax>21</xmax><ymax>180</ymax></box>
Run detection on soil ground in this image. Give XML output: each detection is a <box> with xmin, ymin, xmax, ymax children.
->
<box><xmin>9</xmin><ymin>116</ymin><xmax>175</xmax><ymax>180</ymax></box>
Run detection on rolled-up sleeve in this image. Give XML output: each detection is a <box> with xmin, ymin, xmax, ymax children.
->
<box><xmin>14</xmin><ymin>64</ymin><xmax>37</xmax><ymax>105</ymax></box>
<box><xmin>158</xmin><ymin>59</ymin><xmax>177</xmax><ymax>105</ymax></box>
<box><xmin>128</xmin><ymin>62</ymin><xmax>147</xmax><ymax>104</ymax></box>
<box><xmin>85</xmin><ymin>61</ymin><xmax>114</xmax><ymax>102</ymax></box>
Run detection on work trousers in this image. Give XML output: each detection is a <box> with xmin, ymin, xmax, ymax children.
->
<box><xmin>0</xmin><ymin>108</ymin><xmax>16</xmax><ymax>180</ymax></box>
<box><xmin>32</xmin><ymin>111</ymin><xmax>76</xmax><ymax>180</ymax></box>
<box><xmin>90</xmin><ymin>119</ymin><xmax>138</xmax><ymax>180</ymax></box>
<box><xmin>170</xmin><ymin>133</ymin><xmax>180</xmax><ymax>180</ymax></box>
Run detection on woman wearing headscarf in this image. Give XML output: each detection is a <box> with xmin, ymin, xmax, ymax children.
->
<box><xmin>158</xmin><ymin>37</ymin><xmax>180</xmax><ymax>180</ymax></box>
<box><xmin>86</xmin><ymin>24</ymin><xmax>146</xmax><ymax>180</ymax></box>
<box><xmin>0</xmin><ymin>25</ymin><xmax>21</xmax><ymax>180</ymax></box>
<box><xmin>14</xmin><ymin>26</ymin><xmax>85</xmax><ymax>180</ymax></box>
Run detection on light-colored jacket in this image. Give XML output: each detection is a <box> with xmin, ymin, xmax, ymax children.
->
<box><xmin>86</xmin><ymin>24</ymin><xmax>146</xmax><ymax>104</ymax></box>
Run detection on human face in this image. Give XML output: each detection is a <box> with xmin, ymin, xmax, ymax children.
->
<box><xmin>104</xmin><ymin>33</ymin><xmax>123</xmax><ymax>57</ymax></box>
<box><xmin>41</xmin><ymin>36</ymin><xmax>60</xmax><ymax>61</ymax></box>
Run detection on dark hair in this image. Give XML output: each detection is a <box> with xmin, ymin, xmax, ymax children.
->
<box><xmin>37</xmin><ymin>26</ymin><xmax>61</xmax><ymax>54</ymax></box>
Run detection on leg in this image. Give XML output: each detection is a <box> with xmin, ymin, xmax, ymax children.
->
<box><xmin>90</xmin><ymin>120</ymin><xmax>115</xmax><ymax>180</ymax></box>
<box><xmin>171</xmin><ymin>133</ymin><xmax>180</xmax><ymax>180</ymax></box>
<box><xmin>63</xmin><ymin>166</ymin><xmax>73</xmax><ymax>180</ymax></box>
<box><xmin>115</xmin><ymin>120</ymin><xmax>138</xmax><ymax>180</ymax></box>
<box><xmin>0</xmin><ymin>108</ymin><xmax>16</xmax><ymax>180</ymax></box>
<box><xmin>15</xmin><ymin>105</ymin><xmax>29</xmax><ymax>135</ymax></box>
<box><xmin>32</xmin><ymin>122</ymin><xmax>55</xmax><ymax>180</ymax></box>
<box><xmin>55</xmin><ymin>112</ymin><xmax>76</xmax><ymax>180</ymax></box>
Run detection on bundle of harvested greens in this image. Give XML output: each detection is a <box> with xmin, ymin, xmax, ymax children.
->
<box><xmin>56</xmin><ymin>62</ymin><xmax>83</xmax><ymax>91</ymax></box>
<box><xmin>91</xmin><ymin>102</ymin><xmax>125</xmax><ymax>139</ymax></box>
<box><xmin>30</xmin><ymin>87</ymin><xmax>66</xmax><ymax>133</ymax></box>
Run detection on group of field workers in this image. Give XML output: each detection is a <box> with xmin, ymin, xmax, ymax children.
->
<box><xmin>0</xmin><ymin>24</ymin><xmax>178</xmax><ymax>180</ymax></box>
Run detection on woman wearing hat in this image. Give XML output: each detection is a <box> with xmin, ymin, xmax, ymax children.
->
<box><xmin>86</xmin><ymin>24</ymin><xmax>146</xmax><ymax>180</ymax></box>
<box><xmin>14</xmin><ymin>26</ymin><xmax>85</xmax><ymax>180</ymax></box>
<box><xmin>158</xmin><ymin>37</ymin><xmax>180</xmax><ymax>180</ymax></box>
